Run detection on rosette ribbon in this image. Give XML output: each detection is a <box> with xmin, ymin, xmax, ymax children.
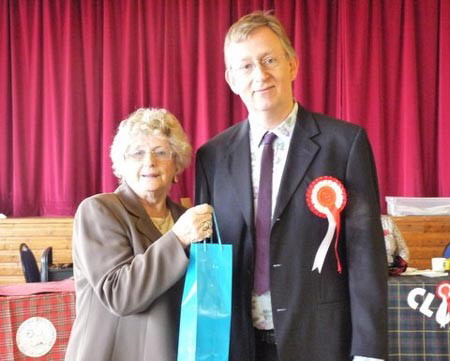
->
<box><xmin>306</xmin><ymin>176</ymin><xmax>347</xmax><ymax>273</ymax></box>
<box><xmin>436</xmin><ymin>281</ymin><xmax>450</xmax><ymax>328</ymax></box>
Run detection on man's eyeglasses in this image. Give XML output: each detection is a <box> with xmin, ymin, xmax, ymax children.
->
<box><xmin>230</xmin><ymin>55</ymin><xmax>284</xmax><ymax>77</ymax></box>
<box><xmin>126</xmin><ymin>148</ymin><xmax>173</xmax><ymax>162</ymax></box>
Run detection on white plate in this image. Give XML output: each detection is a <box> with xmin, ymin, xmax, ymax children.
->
<box><xmin>400</xmin><ymin>268</ymin><xmax>448</xmax><ymax>277</ymax></box>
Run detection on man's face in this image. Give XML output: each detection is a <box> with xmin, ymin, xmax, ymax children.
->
<box><xmin>225</xmin><ymin>26</ymin><xmax>298</xmax><ymax>122</ymax></box>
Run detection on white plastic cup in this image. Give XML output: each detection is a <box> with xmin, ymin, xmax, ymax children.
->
<box><xmin>431</xmin><ymin>257</ymin><xmax>446</xmax><ymax>272</ymax></box>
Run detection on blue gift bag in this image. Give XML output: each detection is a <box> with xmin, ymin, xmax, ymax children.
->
<box><xmin>177</xmin><ymin>213</ymin><xmax>232</xmax><ymax>361</ymax></box>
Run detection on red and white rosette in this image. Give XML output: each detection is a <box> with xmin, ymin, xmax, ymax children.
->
<box><xmin>306</xmin><ymin>176</ymin><xmax>347</xmax><ymax>273</ymax></box>
<box><xmin>436</xmin><ymin>281</ymin><xmax>450</xmax><ymax>328</ymax></box>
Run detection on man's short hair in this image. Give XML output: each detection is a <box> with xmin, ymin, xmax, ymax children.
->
<box><xmin>224</xmin><ymin>10</ymin><xmax>296</xmax><ymax>68</ymax></box>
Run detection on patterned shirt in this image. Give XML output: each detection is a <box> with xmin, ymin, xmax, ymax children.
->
<box><xmin>249</xmin><ymin>102</ymin><xmax>297</xmax><ymax>330</ymax></box>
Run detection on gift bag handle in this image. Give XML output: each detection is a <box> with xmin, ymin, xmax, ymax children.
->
<box><xmin>212</xmin><ymin>211</ymin><xmax>223</xmax><ymax>245</ymax></box>
<box><xmin>202</xmin><ymin>211</ymin><xmax>224</xmax><ymax>249</ymax></box>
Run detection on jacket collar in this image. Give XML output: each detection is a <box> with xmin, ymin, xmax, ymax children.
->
<box><xmin>225</xmin><ymin>122</ymin><xmax>254</xmax><ymax>229</ymax></box>
<box><xmin>224</xmin><ymin>104</ymin><xmax>320</xmax><ymax>230</ymax></box>
<box><xmin>273</xmin><ymin>105</ymin><xmax>320</xmax><ymax>222</ymax></box>
<box><xmin>114</xmin><ymin>182</ymin><xmax>185</xmax><ymax>240</ymax></box>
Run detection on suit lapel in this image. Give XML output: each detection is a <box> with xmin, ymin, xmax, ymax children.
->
<box><xmin>222</xmin><ymin>109</ymin><xmax>320</xmax><ymax>230</ymax></box>
<box><xmin>273</xmin><ymin>107</ymin><xmax>320</xmax><ymax>222</ymax></box>
<box><xmin>115</xmin><ymin>183</ymin><xmax>162</xmax><ymax>244</ymax></box>
<box><xmin>225</xmin><ymin>122</ymin><xmax>254</xmax><ymax>229</ymax></box>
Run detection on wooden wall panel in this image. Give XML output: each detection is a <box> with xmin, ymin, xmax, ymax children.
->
<box><xmin>1</xmin><ymin>215</ymin><xmax>449</xmax><ymax>284</ymax></box>
<box><xmin>0</xmin><ymin>217</ymin><xmax>73</xmax><ymax>284</ymax></box>
<box><xmin>393</xmin><ymin>216</ymin><xmax>450</xmax><ymax>270</ymax></box>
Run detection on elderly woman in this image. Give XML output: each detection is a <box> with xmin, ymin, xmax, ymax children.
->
<box><xmin>65</xmin><ymin>108</ymin><xmax>213</xmax><ymax>361</ymax></box>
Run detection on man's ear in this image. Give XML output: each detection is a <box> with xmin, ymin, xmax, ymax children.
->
<box><xmin>225</xmin><ymin>69</ymin><xmax>239</xmax><ymax>94</ymax></box>
<box><xmin>289</xmin><ymin>55</ymin><xmax>299</xmax><ymax>81</ymax></box>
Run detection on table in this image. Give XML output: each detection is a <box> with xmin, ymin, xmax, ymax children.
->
<box><xmin>0</xmin><ymin>279</ymin><xmax>75</xmax><ymax>361</ymax></box>
<box><xmin>1</xmin><ymin>276</ymin><xmax>449</xmax><ymax>360</ymax></box>
<box><xmin>388</xmin><ymin>275</ymin><xmax>450</xmax><ymax>360</ymax></box>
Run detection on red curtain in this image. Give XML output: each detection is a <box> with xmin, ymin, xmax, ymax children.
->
<box><xmin>1</xmin><ymin>0</ymin><xmax>449</xmax><ymax>217</ymax></box>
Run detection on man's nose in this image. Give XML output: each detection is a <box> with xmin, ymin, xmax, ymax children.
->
<box><xmin>252</xmin><ymin>62</ymin><xmax>270</xmax><ymax>79</ymax></box>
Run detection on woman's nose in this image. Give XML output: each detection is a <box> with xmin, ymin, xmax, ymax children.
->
<box><xmin>142</xmin><ymin>151</ymin><xmax>156</xmax><ymax>165</ymax></box>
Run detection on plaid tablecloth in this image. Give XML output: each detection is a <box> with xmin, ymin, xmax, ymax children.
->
<box><xmin>388</xmin><ymin>275</ymin><xmax>450</xmax><ymax>361</ymax></box>
<box><xmin>0</xmin><ymin>291</ymin><xmax>75</xmax><ymax>360</ymax></box>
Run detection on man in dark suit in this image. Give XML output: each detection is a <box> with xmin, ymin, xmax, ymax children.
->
<box><xmin>195</xmin><ymin>11</ymin><xmax>387</xmax><ymax>361</ymax></box>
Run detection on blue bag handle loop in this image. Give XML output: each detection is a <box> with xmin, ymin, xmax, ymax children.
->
<box><xmin>212</xmin><ymin>211</ymin><xmax>223</xmax><ymax>245</ymax></box>
<box><xmin>202</xmin><ymin>211</ymin><xmax>224</xmax><ymax>250</ymax></box>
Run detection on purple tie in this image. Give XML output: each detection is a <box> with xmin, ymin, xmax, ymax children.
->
<box><xmin>254</xmin><ymin>132</ymin><xmax>277</xmax><ymax>295</ymax></box>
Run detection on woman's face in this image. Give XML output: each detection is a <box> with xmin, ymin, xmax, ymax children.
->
<box><xmin>122</xmin><ymin>132</ymin><xmax>177</xmax><ymax>201</ymax></box>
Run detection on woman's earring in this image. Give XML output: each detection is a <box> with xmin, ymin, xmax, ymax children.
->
<box><xmin>173</xmin><ymin>175</ymin><xmax>178</xmax><ymax>184</ymax></box>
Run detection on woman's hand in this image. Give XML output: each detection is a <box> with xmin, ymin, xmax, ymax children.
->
<box><xmin>172</xmin><ymin>203</ymin><xmax>214</xmax><ymax>247</ymax></box>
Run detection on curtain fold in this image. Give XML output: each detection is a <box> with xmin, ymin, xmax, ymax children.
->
<box><xmin>1</xmin><ymin>0</ymin><xmax>449</xmax><ymax>216</ymax></box>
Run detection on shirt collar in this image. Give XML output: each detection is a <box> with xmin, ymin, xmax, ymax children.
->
<box><xmin>249</xmin><ymin>102</ymin><xmax>298</xmax><ymax>147</ymax></box>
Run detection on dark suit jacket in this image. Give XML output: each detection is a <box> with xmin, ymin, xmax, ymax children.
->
<box><xmin>195</xmin><ymin>105</ymin><xmax>388</xmax><ymax>361</ymax></box>
<box><xmin>66</xmin><ymin>182</ymin><xmax>188</xmax><ymax>361</ymax></box>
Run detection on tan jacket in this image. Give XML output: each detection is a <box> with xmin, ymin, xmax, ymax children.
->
<box><xmin>65</xmin><ymin>182</ymin><xmax>187</xmax><ymax>361</ymax></box>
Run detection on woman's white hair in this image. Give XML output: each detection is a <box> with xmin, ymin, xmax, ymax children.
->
<box><xmin>110</xmin><ymin>108</ymin><xmax>192</xmax><ymax>182</ymax></box>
